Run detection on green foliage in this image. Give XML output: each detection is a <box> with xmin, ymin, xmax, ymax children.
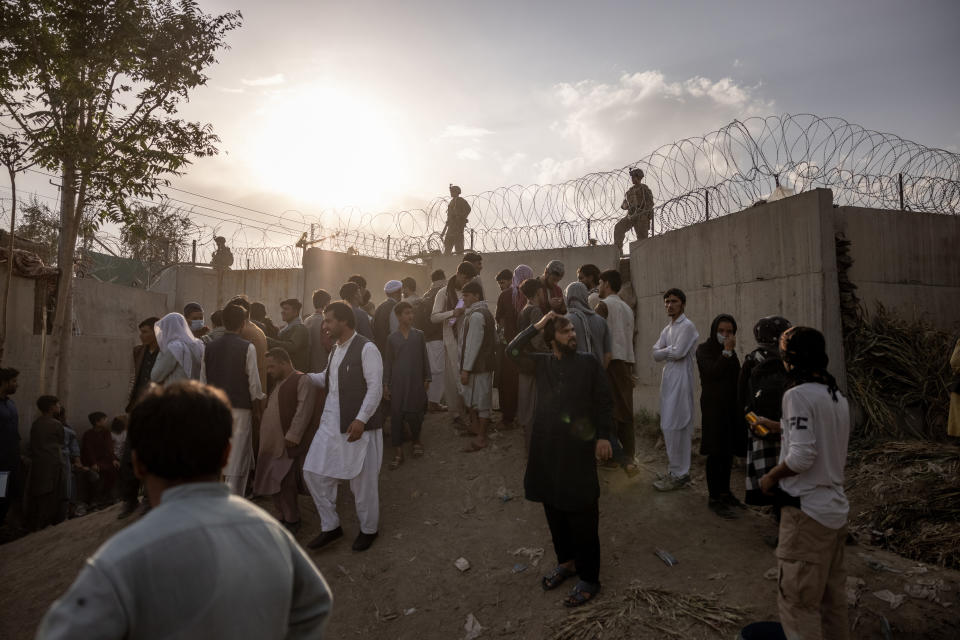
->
<box><xmin>0</xmin><ymin>0</ymin><xmax>242</xmax><ymax>221</ymax></box>
<box><xmin>119</xmin><ymin>201</ymin><xmax>192</xmax><ymax>265</ymax></box>
<box><xmin>13</xmin><ymin>196</ymin><xmax>97</xmax><ymax>264</ymax></box>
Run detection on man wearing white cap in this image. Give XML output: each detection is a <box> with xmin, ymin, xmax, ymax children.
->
<box><xmin>373</xmin><ymin>280</ymin><xmax>403</xmax><ymax>355</ymax></box>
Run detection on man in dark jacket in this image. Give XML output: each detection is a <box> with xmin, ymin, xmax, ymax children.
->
<box><xmin>372</xmin><ymin>280</ymin><xmax>402</xmax><ymax>353</ymax></box>
<box><xmin>27</xmin><ymin>395</ymin><xmax>66</xmax><ymax>530</ymax></box>
<box><xmin>0</xmin><ymin>367</ymin><xmax>21</xmax><ymax>526</ymax></box>
<box><xmin>267</xmin><ymin>298</ymin><xmax>310</xmax><ymax>372</ymax></box>
<box><xmin>508</xmin><ymin>311</ymin><xmax>613</xmax><ymax>608</ymax></box>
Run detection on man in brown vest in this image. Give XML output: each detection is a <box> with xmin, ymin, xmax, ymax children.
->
<box><xmin>253</xmin><ymin>348</ymin><xmax>323</xmax><ymax>534</ymax></box>
<box><xmin>459</xmin><ymin>280</ymin><xmax>495</xmax><ymax>452</ymax></box>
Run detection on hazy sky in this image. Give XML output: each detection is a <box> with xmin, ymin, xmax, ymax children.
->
<box><xmin>7</xmin><ymin>0</ymin><xmax>960</xmax><ymax>242</ymax></box>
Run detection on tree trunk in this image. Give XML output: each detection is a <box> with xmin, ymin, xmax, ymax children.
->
<box><xmin>0</xmin><ymin>168</ymin><xmax>16</xmax><ymax>364</ymax></box>
<box><xmin>43</xmin><ymin>161</ymin><xmax>79</xmax><ymax>399</ymax></box>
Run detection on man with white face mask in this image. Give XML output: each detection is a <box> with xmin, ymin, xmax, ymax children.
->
<box><xmin>183</xmin><ymin>302</ymin><xmax>210</xmax><ymax>339</ymax></box>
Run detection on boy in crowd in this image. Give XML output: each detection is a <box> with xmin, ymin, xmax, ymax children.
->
<box><xmin>384</xmin><ymin>301</ymin><xmax>431</xmax><ymax>469</ymax></box>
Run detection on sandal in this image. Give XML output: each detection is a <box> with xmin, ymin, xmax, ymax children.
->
<box><xmin>412</xmin><ymin>444</ymin><xmax>424</xmax><ymax>458</ymax></box>
<box><xmin>563</xmin><ymin>580</ymin><xmax>601</xmax><ymax>607</ymax></box>
<box><xmin>541</xmin><ymin>565</ymin><xmax>577</xmax><ymax>591</ymax></box>
<box><xmin>388</xmin><ymin>455</ymin><xmax>404</xmax><ymax>470</ymax></box>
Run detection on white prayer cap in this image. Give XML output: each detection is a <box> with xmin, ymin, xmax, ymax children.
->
<box><xmin>384</xmin><ymin>280</ymin><xmax>403</xmax><ymax>294</ymax></box>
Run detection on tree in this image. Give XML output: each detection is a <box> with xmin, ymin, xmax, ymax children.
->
<box><xmin>119</xmin><ymin>201</ymin><xmax>193</xmax><ymax>267</ymax></box>
<box><xmin>0</xmin><ymin>130</ymin><xmax>36</xmax><ymax>363</ymax></box>
<box><xmin>0</xmin><ymin>0</ymin><xmax>241</xmax><ymax>402</ymax></box>
<box><xmin>14</xmin><ymin>196</ymin><xmax>97</xmax><ymax>264</ymax></box>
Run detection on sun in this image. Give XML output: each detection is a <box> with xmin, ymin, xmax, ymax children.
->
<box><xmin>245</xmin><ymin>85</ymin><xmax>408</xmax><ymax>211</ymax></box>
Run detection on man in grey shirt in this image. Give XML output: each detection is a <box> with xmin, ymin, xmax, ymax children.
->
<box><xmin>36</xmin><ymin>381</ymin><xmax>332</xmax><ymax>640</ymax></box>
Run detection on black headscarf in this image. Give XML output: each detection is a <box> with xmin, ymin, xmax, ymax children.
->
<box><xmin>701</xmin><ymin>313</ymin><xmax>738</xmax><ymax>354</ymax></box>
<box><xmin>780</xmin><ymin>326</ymin><xmax>839</xmax><ymax>401</ymax></box>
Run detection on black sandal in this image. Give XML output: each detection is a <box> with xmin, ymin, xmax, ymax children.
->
<box><xmin>563</xmin><ymin>580</ymin><xmax>601</xmax><ymax>607</ymax></box>
<box><xmin>541</xmin><ymin>565</ymin><xmax>576</xmax><ymax>591</ymax></box>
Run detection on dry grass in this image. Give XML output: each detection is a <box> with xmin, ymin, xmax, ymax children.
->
<box><xmin>848</xmin><ymin>441</ymin><xmax>960</xmax><ymax>570</ymax></box>
<box><xmin>549</xmin><ymin>584</ymin><xmax>746</xmax><ymax>640</ymax></box>
<box><xmin>844</xmin><ymin>303</ymin><xmax>954</xmax><ymax>441</ymax></box>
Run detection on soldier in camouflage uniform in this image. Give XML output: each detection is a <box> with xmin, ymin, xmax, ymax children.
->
<box><xmin>442</xmin><ymin>184</ymin><xmax>471</xmax><ymax>255</ymax></box>
<box><xmin>614</xmin><ymin>168</ymin><xmax>654</xmax><ymax>257</ymax></box>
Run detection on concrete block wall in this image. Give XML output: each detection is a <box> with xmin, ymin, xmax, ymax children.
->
<box><xmin>302</xmin><ymin>249</ymin><xmax>431</xmax><ymax>309</ymax></box>
<box><xmin>2</xmin><ymin>276</ymin><xmax>167</xmax><ymax>441</ymax></box>
<box><xmin>629</xmin><ymin>189</ymin><xmax>845</xmax><ymax>415</ymax></box>
<box><xmin>151</xmin><ymin>265</ymin><xmax>306</xmax><ymax>323</ymax></box>
<box><xmin>834</xmin><ymin>207</ymin><xmax>960</xmax><ymax>333</ymax></box>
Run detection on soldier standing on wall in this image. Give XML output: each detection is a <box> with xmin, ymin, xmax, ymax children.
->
<box><xmin>442</xmin><ymin>184</ymin><xmax>471</xmax><ymax>255</ymax></box>
<box><xmin>211</xmin><ymin>236</ymin><xmax>234</xmax><ymax>270</ymax></box>
<box><xmin>614</xmin><ymin>168</ymin><xmax>654</xmax><ymax>257</ymax></box>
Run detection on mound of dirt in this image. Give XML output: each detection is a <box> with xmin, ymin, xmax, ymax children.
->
<box><xmin>1</xmin><ymin>415</ymin><xmax>957</xmax><ymax>639</ymax></box>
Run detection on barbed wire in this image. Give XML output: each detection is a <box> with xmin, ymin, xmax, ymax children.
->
<box><xmin>226</xmin><ymin>113</ymin><xmax>959</xmax><ymax>266</ymax></box>
<box><xmin>5</xmin><ymin>113</ymin><xmax>959</xmax><ymax>269</ymax></box>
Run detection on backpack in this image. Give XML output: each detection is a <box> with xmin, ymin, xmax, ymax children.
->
<box><xmin>746</xmin><ymin>351</ymin><xmax>789</xmax><ymax>420</ymax></box>
<box><xmin>415</xmin><ymin>285</ymin><xmax>443</xmax><ymax>341</ymax></box>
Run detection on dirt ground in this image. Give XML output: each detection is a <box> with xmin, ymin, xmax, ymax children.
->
<box><xmin>1</xmin><ymin>414</ymin><xmax>957</xmax><ymax>639</ymax></box>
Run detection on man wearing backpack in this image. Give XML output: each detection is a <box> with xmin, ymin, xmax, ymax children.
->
<box><xmin>418</xmin><ymin>270</ymin><xmax>447</xmax><ymax>412</ymax></box>
<box><xmin>738</xmin><ymin>316</ymin><xmax>792</xmax><ymax>507</ymax></box>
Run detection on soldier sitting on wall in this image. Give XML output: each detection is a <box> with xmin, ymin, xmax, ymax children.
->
<box><xmin>614</xmin><ymin>168</ymin><xmax>654</xmax><ymax>257</ymax></box>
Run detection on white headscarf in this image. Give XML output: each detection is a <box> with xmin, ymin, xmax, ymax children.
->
<box><xmin>154</xmin><ymin>313</ymin><xmax>205</xmax><ymax>379</ymax></box>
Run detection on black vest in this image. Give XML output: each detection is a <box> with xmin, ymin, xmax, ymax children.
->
<box><xmin>204</xmin><ymin>332</ymin><xmax>253</xmax><ymax>409</ymax></box>
<box><xmin>325</xmin><ymin>333</ymin><xmax>382</xmax><ymax>433</ymax></box>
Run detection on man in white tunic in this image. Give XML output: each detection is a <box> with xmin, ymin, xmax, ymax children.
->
<box><xmin>459</xmin><ymin>281</ymin><xmax>495</xmax><ymax>452</ymax></box>
<box><xmin>303</xmin><ymin>301</ymin><xmax>384</xmax><ymax>552</ymax></box>
<box><xmin>651</xmin><ymin>288</ymin><xmax>699</xmax><ymax>491</ymax></box>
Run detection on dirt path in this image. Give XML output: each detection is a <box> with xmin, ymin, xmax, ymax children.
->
<box><xmin>1</xmin><ymin>414</ymin><xmax>957</xmax><ymax>638</ymax></box>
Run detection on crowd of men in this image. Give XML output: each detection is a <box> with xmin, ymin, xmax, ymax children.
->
<box><xmin>0</xmin><ymin>242</ymin><xmax>854</xmax><ymax>639</ymax></box>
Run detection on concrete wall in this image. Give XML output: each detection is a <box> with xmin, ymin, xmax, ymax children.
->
<box><xmin>150</xmin><ymin>265</ymin><xmax>305</xmax><ymax>323</ymax></box>
<box><xmin>428</xmin><ymin>245</ymin><xmax>620</xmax><ymax>301</ymax></box>
<box><xmin>302</xmin><ymin>249</ymin><xmax>431</xmax><ymax>309</ymax></box>
<box><xmin>629</xmin><ymin>189</ymin><xmax>845</xmax><ymax>414</ymax></box>
<box><xmin>834</xmin><ymin>207</ymin><xmax>960</xmax><ymax>333</ymax></box>
<box><xmin>2</xmin><ymin>275</ymin><xmax>167</xmax><ymax>441</ymax></box>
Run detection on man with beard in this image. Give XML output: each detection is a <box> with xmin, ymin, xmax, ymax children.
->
<box><xmin>508</xmin><ymin>311</ymin><xmax>613</xmax><ymax>608</ymax></box>
<box><xmin>253</xmin><ymin>348</ymin><xmax>323</xmax><ymax>534</ymax></box>
<box><xmin>302</xmin><ymin>301</ymin><xmax>384</xmax><ymax>552</ymax></box>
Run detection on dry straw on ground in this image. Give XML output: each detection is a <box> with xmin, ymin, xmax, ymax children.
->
<box><xmin>848</xmin><ymin>441</ymin><xmax>960</xmax><ymax>570</ymax></box>
<box><xmin>844</xmin><ymin>304</ymin><xmax>954</xmax><ymax>441</ymax></box>
<box><xmin>550</xmin><ymin>584</ymin><xmax>746</xmax><ymax>639</ymax></box>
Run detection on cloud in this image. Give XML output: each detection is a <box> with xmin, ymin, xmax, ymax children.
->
<box><xmin>456</xmin><ymin>148</ymin><xmax>482</xmax><ymax>161</ymax></box>
<box><xmin>733</xmin><ymin>58</ymin><xmax>742</xmax><ymax>68</ymax></box>
<box><xmin>241</xmin><ymin>73</ymin><xmax>286</xmax><ymax>87</ymax></box>
<box><xmin>217</xmin><ymin>87</ymin><xmax>245</xmax><ymax>94</ymax></box>
<box><xmin>441</xmin><ymin>125</ymin><xmax>494</xmax><ymax>139</ymax></box>
<box><xmin>536</xmin><ymin>70</ymin><xmax>772</xmax><ymax>183</ymax></box>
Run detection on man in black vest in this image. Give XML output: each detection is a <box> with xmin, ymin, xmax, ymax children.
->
<box><xmin>373</xmin><ymin>280</ymin><xmax>402</xmax><ymax>353</ymax></box>
<box><xmin>302</xmin><ymin>301</ymin><xmax>384</xmax><ymax>552</ymax></box>
<box><xmin>200</xmin><ymin>304</ymin><xmax>265</xmax><ymax>495</ymax></box>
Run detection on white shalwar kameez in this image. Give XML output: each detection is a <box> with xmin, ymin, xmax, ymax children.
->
<box><xmin>303</xmin><ymin>332</ymin><xmax>383</xmax><ymax>535</ymax></box>
<box><xmin>652</xmin><ymin>313</ymin><xmax>700</xmax><ymax>477</ymax></box>
<box><xmin>200</xmin><ymin>343</ymin><xmax>264</xmax><ymax>496</ymax></box>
